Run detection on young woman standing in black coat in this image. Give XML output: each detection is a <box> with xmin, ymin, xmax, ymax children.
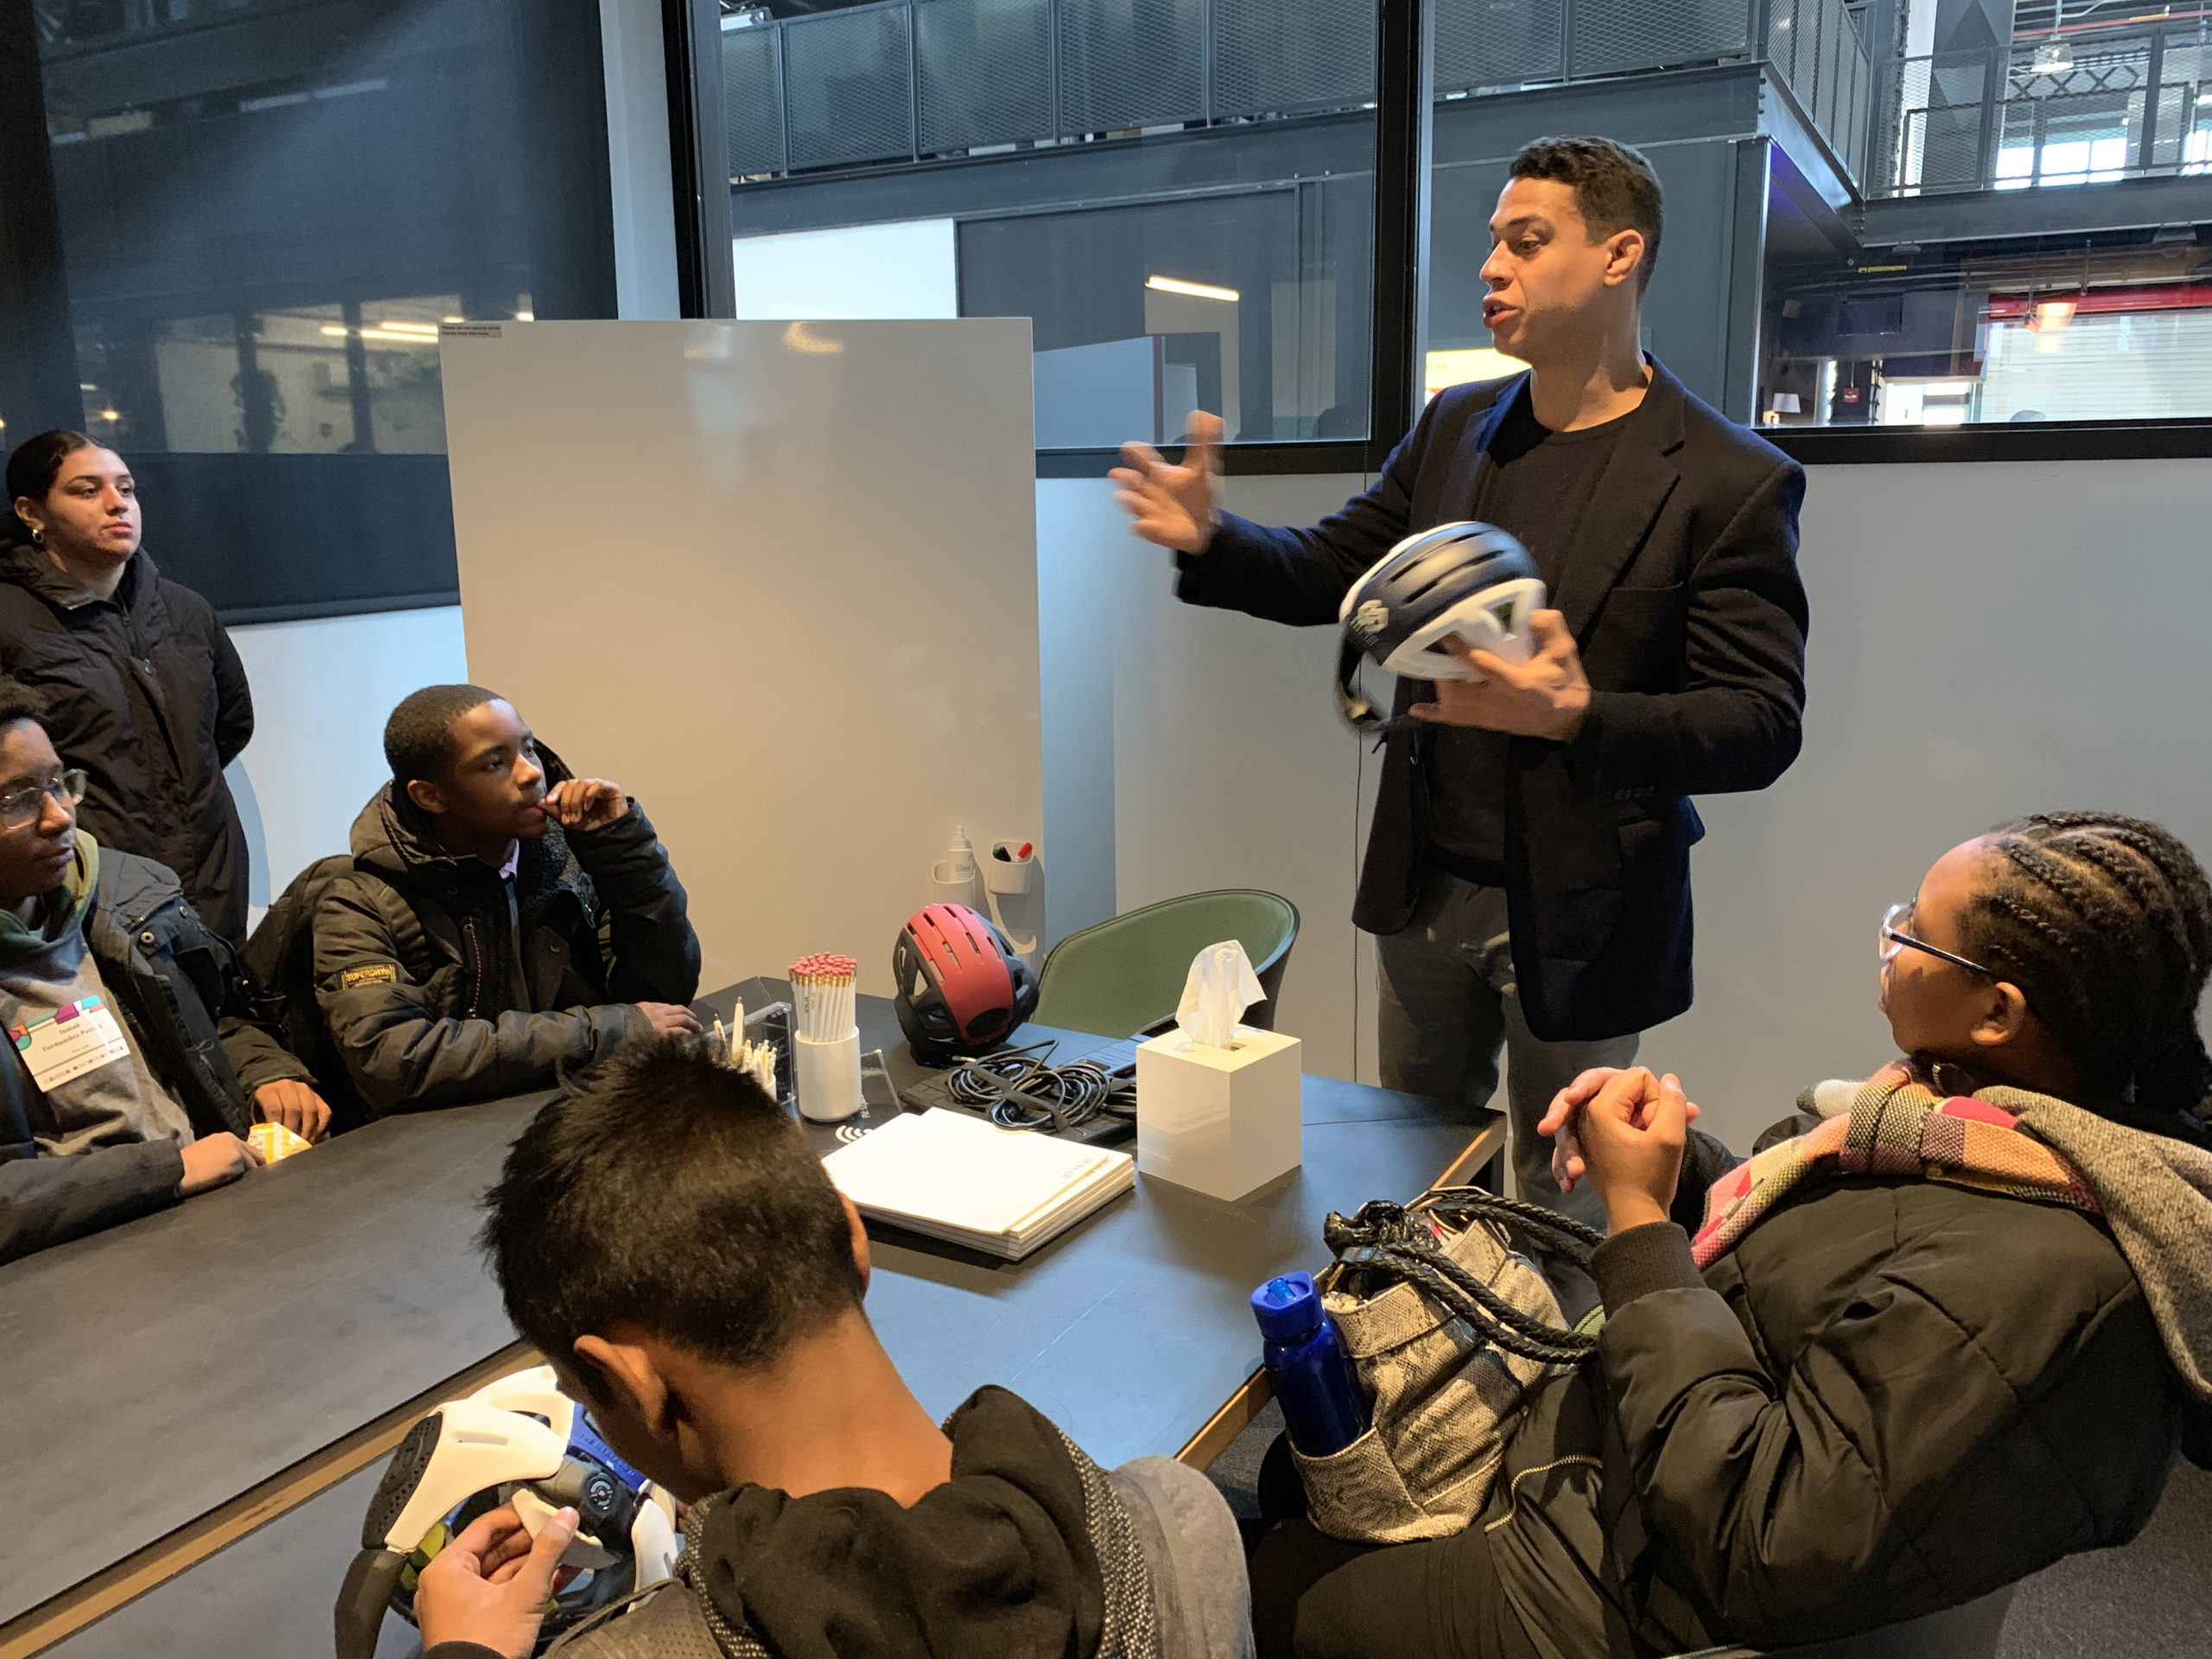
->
<box><xmin>1254</xmin><ymin>812</ymin><xmax>2212</xmax><ymax>1659</ymax></box>
<box><xmin>1</xmin><ymin>430</ymin><xmax>257</xmax><ymax>944</ymax></box>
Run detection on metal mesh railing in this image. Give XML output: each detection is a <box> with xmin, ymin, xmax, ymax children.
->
<box><xmin>1057</xmin><ymin>0</ymin><xmax>1205</xmax><ymax>133</ymax></box>
<box><xmin>782</xmin><ymin>6</ymin><xmax>913</xmax><ymax>169</ymax></box>
<box><xmin>721</xmin><ymin>24</ymin><xmax>785</xmax><ymax>178</ymax></box>
<box><xmin>1765</xmin><ymin>0</ymin><xmax>1871</xmax><ymax>179</ymax></box>
<box><xmin>1870</xmin><ymin>17</ymin><xmax>2212</xmax><ymax>196</ymax></box>
<box><xmin>915</xmin><ymin>0</ymin><xmax>1052</xmax><ymax>153</ymax></box>
<box><xmin>1211</xmin><ymin>0</ymin><xmax>1377</xmax><ymax>118</ymax></box>
<box><xmin>721</xmin><ymin>0</ymin><xmax>1878</xmax><ymax>189</ymax></box>
<box><xmin>1570</xmin><ymin>0</ymin><xmax>1751</xmax><ymax>78</ymax></box>
<box><xmin>1436</xmin><ymin>0</ymin><xmax>1565</xmax><ymax>91</ymax></box>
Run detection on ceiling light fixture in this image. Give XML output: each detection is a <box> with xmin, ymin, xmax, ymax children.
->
<box><xmin>1146</xmin><ymin>275</ymin><xmax>1240</xmax><ymax>302</ymax></box>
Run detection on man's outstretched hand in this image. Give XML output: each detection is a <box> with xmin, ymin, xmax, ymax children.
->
<box><xmin>1408</xmin><ymin>611</ymin><xmax>1592</xmax><ymax>741</ymax></box>
<box><xmin>1109</xmin><ymin>411</ymin><xmax>1224</xmax><ymax>556</ymax></box>
<box><xmin>416</xmin><ymin>1503</ymin><xmax>578</xmax><ymax>1659</ymax></box>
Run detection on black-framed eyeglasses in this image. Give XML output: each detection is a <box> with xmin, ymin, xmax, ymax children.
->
<box><xmin>1878</xmin><ymin>899</ymin><xmax>1998</xmax><ymax>977</ymax></box>
<box><xmin>0</xmin><ymin>768</ymin><xmax>86</xmax><ymax>831</ymax></box>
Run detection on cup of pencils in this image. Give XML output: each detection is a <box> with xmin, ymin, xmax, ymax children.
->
<box><xmin>791</xmin><ymin>953</ymin><xmax>862</xmax><ymax>1122</ymax></box>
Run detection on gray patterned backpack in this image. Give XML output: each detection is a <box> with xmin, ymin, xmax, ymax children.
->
<box><xmin>1290</xmin><ymin>1189</ymin><xmax>1603</xmax><ymax>1544</ymax></box>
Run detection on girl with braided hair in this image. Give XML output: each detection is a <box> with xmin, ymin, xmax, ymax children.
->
<box><xmin>1934</xmin><ymin>812</ymin><xmax>2212</xmax><ymax>1140</ymax></box>
<box><xmin>1250</xmin><ymin>815</ymin><xmax>2212</xmax><ymax>1659</ymax></box>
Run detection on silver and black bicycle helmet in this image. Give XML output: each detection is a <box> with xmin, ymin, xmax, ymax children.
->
<box><xmin>1334</xmin><ymin>521</ymin><xmax>1545</xmax><ymax>730</ymax></box>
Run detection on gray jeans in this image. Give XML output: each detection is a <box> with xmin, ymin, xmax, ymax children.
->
<box><xmin>1376</xmin><ymin>868</ymin><xmax>1638</xmax><ymax>1227</ymax></box>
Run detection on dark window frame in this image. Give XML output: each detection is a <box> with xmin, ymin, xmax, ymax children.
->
<box><xmin>680</xmin><ymin>0</ymin><xmax>1435</xmax><ymax>481</ymax></box>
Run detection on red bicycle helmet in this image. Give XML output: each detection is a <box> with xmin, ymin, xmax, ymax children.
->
<box><xmin>893</xmin><ymin>904</ymin><xmax>1038</xmax><ymax>1061</ymax></box>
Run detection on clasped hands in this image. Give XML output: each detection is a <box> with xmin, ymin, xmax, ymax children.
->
<box><xmin>1537</xmin><ymin>1066</ymin><xmax>1700</xmax><ymax>1235</ymax></box>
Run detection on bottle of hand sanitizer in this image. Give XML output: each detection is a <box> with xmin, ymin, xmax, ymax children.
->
<box><xmin>933</xmin><ymin>826</ymin><xmax>979</xmax><ymax>907</ymax></box>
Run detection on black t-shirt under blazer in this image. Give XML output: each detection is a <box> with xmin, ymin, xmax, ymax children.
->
<box><xmin>1174</xmin><ymin>360</ymin><xmax>1809</xmax><ymax>1042</ymax></box>
<box><xmin>1427</xmin><ymin>385</ymin><xmax>1638</xmax><ymax>880</ymax></box>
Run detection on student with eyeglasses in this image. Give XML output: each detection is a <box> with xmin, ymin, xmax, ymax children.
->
<box><xmin>1</xmin><ymin>429</ymin><xmax>259</xmax><ymax>945</ymax></box>
<box><xmin>1249</xmin><ymin>813</ymin><xmax>2211</xmax><ymax>1659</ymax></box>
<box><xmin>0</xmin><ymin>680</ymin><xmax>332</xmax><ymax>1266</ymax></box>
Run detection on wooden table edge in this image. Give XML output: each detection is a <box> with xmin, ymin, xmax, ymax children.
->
<box><xmin>0</xmin><ymin>1340</ymin><xmax>540</xmax><ymax>1659</ymax></box>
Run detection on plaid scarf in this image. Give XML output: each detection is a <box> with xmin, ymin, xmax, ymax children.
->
<box><xmin>1692</xmin><ymin>1061</ymin><xmax>2101</xmax><ymax>1269</ymax></box>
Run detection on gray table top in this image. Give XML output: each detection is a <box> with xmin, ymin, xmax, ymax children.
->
<box><xmin>0</xmin><ymin>1085</ymin><xmax>545</xmax><ymax>1630</ymax></box>
<box><xmin>8</xmin><ymin>980</ymin><xmax>1482</xmax><ymax>1650</ymax></box>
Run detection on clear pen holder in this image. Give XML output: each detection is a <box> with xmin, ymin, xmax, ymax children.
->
<box><xmin>794</xmin><ymin>1028</ymin><xmax>863</xmax><ymax>1122</ymax></box>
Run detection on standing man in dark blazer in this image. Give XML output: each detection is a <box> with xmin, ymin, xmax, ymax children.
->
<box><xmin>1111</xmin><ymin>137</ymin><xmax>1808</xmax><ymax>1220</ymax></box>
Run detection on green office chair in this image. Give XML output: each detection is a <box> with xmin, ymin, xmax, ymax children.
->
<box><xmin>1031</xmin><ymin>889</ymin><xmax>1300</xmax><ymax>1040</ymax></box>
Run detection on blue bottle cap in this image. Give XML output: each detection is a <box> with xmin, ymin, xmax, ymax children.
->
<box><xmin>1250</xmin><ymin>1271</ymin><xmax>1324</xmax><ymax>1341</ymax></box>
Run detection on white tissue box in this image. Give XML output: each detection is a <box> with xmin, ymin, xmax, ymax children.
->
<box><xmin>1135</xmin><ymin>1024</ymin><xmax>1302</xmax><ymax>1201</ymax></box>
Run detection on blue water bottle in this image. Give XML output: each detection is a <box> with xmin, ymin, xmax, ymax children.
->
<box><xmin>1251</xmin><ymin>1271</ymin><xmax>1370</xmax><ymax>1456</ymax></box>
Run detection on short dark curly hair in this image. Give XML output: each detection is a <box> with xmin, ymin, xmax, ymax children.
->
<box><xmin>480</xmin><ymin>1039</ymin><xmax>862</xmax><ymax>1378</ymax></box>
<box><xmin>0</xmin><ymin>678</ymin><xmax>47</xmax><ymax>735</ymax></box>
<box><xmin>1961</xmin><ymin>812</ymin><xmax>2212</xmax><ymax>1133</ymax></box>
<box><xmin>382</xmin><ymin>683</ymin><xmax>503</xmax><ymax>788</ymax></box>
<box><xmin>1509</xmin><ymin>136</ymin><xmax>1664</xmax><ymax>296</ymax></box>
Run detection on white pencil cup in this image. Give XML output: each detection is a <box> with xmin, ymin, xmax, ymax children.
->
<box><xmin>795</xmin><ymin>1029</ymin><xmax>863</xmax><ymax>1122</ymax></box>
<box><xmin>982</xmin><ymin>842</ymin><xmax>1034</xmax><ymax>895</ymax></box>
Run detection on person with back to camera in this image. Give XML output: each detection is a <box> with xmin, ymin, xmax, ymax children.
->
<box><xmin>1</xmin><ymin>430</ymin><xmax>260</xmax><ymax>945</ymax></box>
<box><xmin>1111</xmin><ymin>137</ymin><xmax>1809</xmax><ymax>1224</ymax></box>
<box><xmin>297</xmin><ymin>684</ymin><xmax>701</xmax><ymax>1123</ymax></box>
<box><xmin>408</xmin><ymin>1039</ymin><xmax>1255</xmax><ymax>1659</ymax></box>
<box><xmin>1245</xmin><ymin>811</ymin><xmax>2212</xmax><ymax>1659</ymax></box>
<box><xmin>0</xmin><ymin>679</ymin><xmax>331</xmax><ymax>1265</ymax></box>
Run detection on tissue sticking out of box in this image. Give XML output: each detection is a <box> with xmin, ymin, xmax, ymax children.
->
<box><xmin>1177</xmin><ymin>940</ymin><xmax>1267</xmax><ymax>1050</ymax></box>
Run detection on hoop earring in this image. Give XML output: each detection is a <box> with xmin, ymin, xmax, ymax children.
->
<box><xmin>28</xmin><ymin>527</ymin><xmax>42</xmax><ymax>549</ymax></box>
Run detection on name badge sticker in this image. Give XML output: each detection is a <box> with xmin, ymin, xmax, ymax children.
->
<box><xmin>11</xmin><ymin>995</ymin><xmax>132</xmax><ymax>1091</ymax></box>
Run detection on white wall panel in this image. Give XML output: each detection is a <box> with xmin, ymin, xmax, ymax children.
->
<box><xmin>227</xmin><ymin>606</ymin><xmax>468</xmax><ymax>908</ymax></box>
<box><xmin>438</xmin><ymin>320</ymin><xmax>1041</xmax><ymax>995</ymax></box>
<box><xmin>1106</xmin><ymin>474</ymin><xmax>1376</xmax><ymax>1084</ymax></box>
<box><xmin>1647</xmin><ymin>456</ymin><xmax>2212</xmax><ymax>1147</ymax></box>
<box><xmin>1043</xmin><ymin>455</ymin><xmax>2212</xmax><ymax>1128</ymax></box>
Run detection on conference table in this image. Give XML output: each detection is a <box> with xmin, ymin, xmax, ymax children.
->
<box><xmin>0</xmin><ymin>977</ymin><xmax>1503</xmax><ymax>1658</ymax></box>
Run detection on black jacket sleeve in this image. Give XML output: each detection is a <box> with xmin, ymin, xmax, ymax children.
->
<box><xmin>567</xmin><ymin>801</ymin><xmax>701</xmax><ymax>1007</ymax></box>
<box><xmin>1169</xmin><ymin>391</ymin><xmax>1451</xmax><ymax>626</ymax></box>
<box><xmin>218</xmin><ymin>1000</ymin><xmax>315</xmax><ymax>1097</ymax></box>
<box><xmin>0</xmin><ymin>1140</ymin><xmax>184</xmax><ymax>1265</ymax></box>
<box><xmin>313</xmin><ymin>878</ymin><xmax>645</xmax><ymax>1115</ymax></box>
<box><xmin>1561</xmin><ymin>459</ymin><xmax>1808</xmax><ymax>798</ymax></box>
<box><xmin>208</xmin><ymin>611</ymin><xmax>255</xmax><ymax>769</ymax></box>
<box><xmin>1588</xmin><ymin>1219</ymin><xmax>2153</xmax><ymax>1645</ymax></box>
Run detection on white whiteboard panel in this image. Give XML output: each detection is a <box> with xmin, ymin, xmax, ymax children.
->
<box><xmin>439</xmin><ymin>320</ymin><xmax>1041</xmax><ymax>995</ymax></box>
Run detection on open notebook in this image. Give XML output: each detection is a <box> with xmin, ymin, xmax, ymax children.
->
<box><xmin>822</xmin><ymin>1108</ymin><xmax>1135</xmax><ymax>1260</ymax></box>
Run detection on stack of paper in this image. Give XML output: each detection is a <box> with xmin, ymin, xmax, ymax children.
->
<box><xmin>822</xmin><ymin>1109</ymin><xmax>1135</xmax><ymax>1260</ymax></box>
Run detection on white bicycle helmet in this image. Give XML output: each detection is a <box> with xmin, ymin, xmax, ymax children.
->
<box><xmin>334</xmin><ymin>1365</ymin><xmax>680</xmax><ymax>1659</ymax></box>
<box><xmin>1335</xmin><ymin>522</ymin><xmax>1545</xmax><ymax>730</ymax></box>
